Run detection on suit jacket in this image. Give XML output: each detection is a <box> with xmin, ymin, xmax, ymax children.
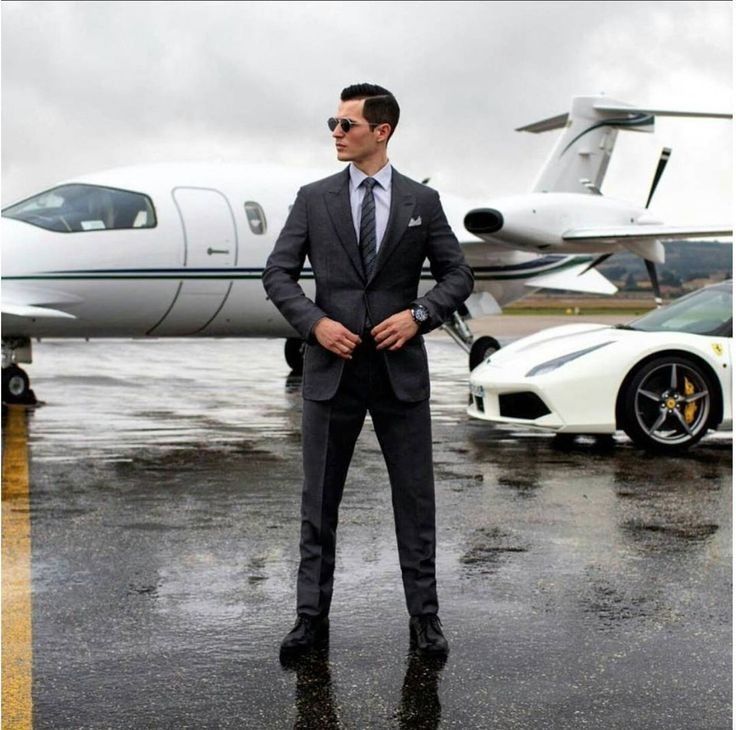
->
<box><xmin>262</xmin><ymin>166</ymin><xmax>474</xmax><ymax>402</ymax></box>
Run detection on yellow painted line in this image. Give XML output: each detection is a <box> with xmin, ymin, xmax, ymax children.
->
<box><xmin>2</xmin><ymin>406</ymin><xmax>33</xmax><ymax>729</ymax></box>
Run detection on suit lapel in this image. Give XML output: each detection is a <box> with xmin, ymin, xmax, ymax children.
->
<box><xmin>324</xmin><ymin>168</ymin><xmax>365</xmax><ymax>281</ymax></box>
<box><xmin>369</xmin><ymin>170</ymin><xmax>416</xmax><ymax>283</ymax></box>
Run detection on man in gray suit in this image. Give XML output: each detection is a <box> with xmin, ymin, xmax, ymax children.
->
<box><xmin>263</xmin><ymin>83</ymin><xmax>473</xmax><ymax>659</ymax></box>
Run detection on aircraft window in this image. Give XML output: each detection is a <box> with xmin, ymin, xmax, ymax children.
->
<box><xmin>244</xmin><ymin>201</ymin><xmax>267</xmax><ymax>235</ymax></box>
<box><xmin>2</xmin><ymin>184</ymin><xmax>157</xmax><ymax>233</ymax></box>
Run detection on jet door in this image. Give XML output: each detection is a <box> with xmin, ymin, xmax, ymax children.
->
<box><xmin>149</xmin><ymin>187</ymin><xmax>238</xmax><ymax>335</ymax></box>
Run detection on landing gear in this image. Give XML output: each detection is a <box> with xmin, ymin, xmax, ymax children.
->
<box><xmin>284</xmin><ymin>338</ymin><xmax>305</xmax><ymax>375</ymax></box>
<box><xmin>441</xmin><ymin>311</ymin><xmax>473</xmax><ymax>367</ymax></box>
<box><xmin>2</xmin><ymin>337</ymin><xmax>37</xmax><ymax>405</ymax></box>
<box><xmin>469</xmin><ymin>336</ymin><xmax>501</xmax><ymax>370</ymax></box>
<box><xmin>440</xmin><ymin>312</ymin><xmax>502</xmax><ymax>371</ymax></box>
<box><xmin>2</xmin><ymin>365</ymin><xmax>35</xmax><ymax>405</ymax></box>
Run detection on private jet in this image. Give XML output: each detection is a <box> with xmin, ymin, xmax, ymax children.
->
<box><xmin>2</xmin><ymin>95</ymin><xmax>730</xmax><ymax>404</ymax></box>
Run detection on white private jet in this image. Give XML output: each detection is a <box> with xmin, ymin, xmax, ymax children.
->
<box><xmin>2</xmin><ymin>95</ymin><xmax>730</xmax><ymax>404</ymax></box>
<box><xmin>464</xmin><ymin>96</ymin><xmax>731</xmax><ymax>297</ymax></box>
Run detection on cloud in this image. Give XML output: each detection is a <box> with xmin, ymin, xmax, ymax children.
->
<box><xmin>1</xmin><ymin>0</ymin><xmax>732</xmax><ymax>224</ymax></box>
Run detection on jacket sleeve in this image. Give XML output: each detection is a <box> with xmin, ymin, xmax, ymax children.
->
<box><xmin>413</xmin><ymin>190</ymin><xmax>474</xmax><ymax>332</ymax></box>
<box><xmin>261</xmin><ymin>187</ymin><xmax>328</xmax><ymax>342</ymax></box>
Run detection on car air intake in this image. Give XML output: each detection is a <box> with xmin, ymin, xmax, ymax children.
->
<box><xmin>464</xmin><ymin>208</ymin><xmax>504</xmax><ymax>235</ymax></box>
<box><xmin>499</xmin><ymin>392</ymin><xmax>550</xmax><ymax>420</ymax></box>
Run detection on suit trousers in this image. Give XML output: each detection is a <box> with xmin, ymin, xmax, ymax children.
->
<box><xmin>297</xmin><ymin>338</ymin><xmax>438</xmax><ymax>618</ymax></box>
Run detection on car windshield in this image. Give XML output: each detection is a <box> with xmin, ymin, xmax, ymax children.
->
<box><xmin>626</xmin><ymin>284</ymin><xmax>732</xmax><ymax>336</ymax></box>
<box><xmin>2</xmin><ymin>184</ymin><xmax>156</xmax><ymax>232</ymax></box>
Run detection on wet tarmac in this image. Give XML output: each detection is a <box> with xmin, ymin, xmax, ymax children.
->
<box><xmin>3</xmin><ymin>335</ymin><xmax>732</xmax><ymax>728</ymax></box>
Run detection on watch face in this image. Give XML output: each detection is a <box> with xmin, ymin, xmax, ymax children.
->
<box><xmin>413</xmin><ymin>306</ymin><xmax>429</xmax><ymax>322</ymax></box>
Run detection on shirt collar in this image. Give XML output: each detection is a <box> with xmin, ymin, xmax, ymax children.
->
<box><xmin>349</xmin><ymin>161</ymin><xmax>392</xmax><ymax>191</ymax></box>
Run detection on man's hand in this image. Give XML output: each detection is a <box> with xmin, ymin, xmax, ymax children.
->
<box><xmin>314</xmin><ymin>318</ymin><xmax>362</xmax><ymax>360</ymax></box>
<box><xmin>372</xmin><ymin>310</ymin><xmax>419</xmax><ymax>351</ymax></box>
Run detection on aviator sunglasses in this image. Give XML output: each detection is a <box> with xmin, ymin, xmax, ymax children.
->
<box><xmin>328</xmin><ymin>117</ymin><xmax>379</xmax><ymax>133</ymax></box>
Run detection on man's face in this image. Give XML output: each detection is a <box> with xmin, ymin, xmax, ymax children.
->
<box><xmin>332</xmin><ymin>98</ymin><xmax>386</xmax><ymax>163</ymax></box>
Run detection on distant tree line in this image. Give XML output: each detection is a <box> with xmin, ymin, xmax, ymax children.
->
<box><xmin>598</xmin><ymin>241</ymin><xmax>732</xmax><ymax>293</ymax></box>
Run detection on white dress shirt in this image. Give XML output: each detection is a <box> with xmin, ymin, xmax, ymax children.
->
<box><xmin>349</xmin><ymin>161</ymin><xmax>392</xmax><ymax>252</ymax></box>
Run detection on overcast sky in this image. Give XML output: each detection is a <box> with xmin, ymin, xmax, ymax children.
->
<box><xmin>1</xmin><ymin>1</ymin><xmax>732</xmax><ymax>227</ymax></box>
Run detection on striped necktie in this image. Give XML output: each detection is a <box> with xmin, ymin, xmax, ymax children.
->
<box><xmin>359</xmin><ymin>177</ymin><xmax>378</xmax><ymax>279</ymax></box>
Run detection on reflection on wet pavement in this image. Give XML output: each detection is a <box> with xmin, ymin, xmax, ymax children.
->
<box><xmin>286</xmin><ymin>647</ymin><xmax>340</xmax><ymax>730</ymax></box>
<box><xmin>26</xmin><ymin>339</ymin><xmax>478</xmax><ymax>461</ymax></box>
<box><xmin>395</xmin><ymin>652</ymin><xmax>446</xmax><ymax>729</ymax></box>
<box><xmin>282</xmin><ymin>646</ymin><xmax>447</xmax><ymax>730</ymax></box>
<box><xmin>10</xmin><ymin>338</ymin><xmax>733</xmax><ymax>728</ymax></box>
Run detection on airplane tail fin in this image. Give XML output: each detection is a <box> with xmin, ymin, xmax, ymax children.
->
<box><xmin>519</xmin><ymin>96</ymin><xmax>731</xmax><ymax>195</ymax></box>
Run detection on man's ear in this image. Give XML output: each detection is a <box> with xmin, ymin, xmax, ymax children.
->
<box><xmin>375</xmin><ymin>123</ymin><xmax>392</xmax><ymax>143</ymax></box>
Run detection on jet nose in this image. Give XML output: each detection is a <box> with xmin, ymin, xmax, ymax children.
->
<box><xmin>464</xmin><ymin>208</ymin><xmax>504</xmax><ymax>235</ymax></box>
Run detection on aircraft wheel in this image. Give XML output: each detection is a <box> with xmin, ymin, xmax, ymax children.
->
<box><xmin>620</xmin><ymin>355</ymin><xmax>714</xmax><ymax>454</ymax></box>
<box><xmin>2</xmin><ymin>365</ymin><xmax>35</xmax><ymax>405</ymax></box>
<box><xmin>284</xmin><ymin>338</ymin><xmax>305</xmax><ymax>375</ymax></box>
<box><xmin>469</xmin><ymin>336</ymin><xmax>501</xmax><ymax>371</ymax></box>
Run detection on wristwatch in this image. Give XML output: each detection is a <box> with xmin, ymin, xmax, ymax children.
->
<box><xmin>410</xmin><ymin>304</ymin><xmax>429</xmax><ymax>325</ymax></box>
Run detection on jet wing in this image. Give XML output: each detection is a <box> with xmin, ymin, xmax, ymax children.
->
<box><xmin>525</xmin><ymin>263</ymin><xmax>618</xmax><ymax>295</ymax></box>
<box><xmin>562</xmin><ymin>224</ymin><xmax>732</xmax><ymax>244</ymax></box>
<box><xmin>2</xmin><ymin>303</ymin><xmax>77</xmax><ymax>319</ymax></box>
<box><xmin>2</xmin><ymin>283</ymin><xmax>81</xmax><ymax>321</ymax></box>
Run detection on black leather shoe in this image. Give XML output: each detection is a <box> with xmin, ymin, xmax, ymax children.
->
<box><xmin>280</xmin><ymin>615</ymin><xmax>329</xmax><ymax>660</ymax></box>
<box><xmin>409</xmin><ymin>614</ymin><xmax>449</xmax><ymax>657</ymax></box>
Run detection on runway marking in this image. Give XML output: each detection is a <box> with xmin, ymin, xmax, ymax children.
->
<box><xmin>2</xmin><ymin>406</ymin><xmax>33</xmax><ymax>729</ymax></box>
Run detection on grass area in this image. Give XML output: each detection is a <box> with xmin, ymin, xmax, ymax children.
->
<box><xmin>503</xmin><ymin>308</ymin><xmax>651</xmax><ymax>316</ymax></box>
<box><xmin>504</xmin><ymin>296</ymin><xmax>657</xmax><ymax>316</ymax></box>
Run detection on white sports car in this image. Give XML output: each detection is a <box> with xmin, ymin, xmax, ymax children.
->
<box><xmin>468</xmin><ymin>281</ymin><xmax>732</xmax><ymax>453</ymax></box>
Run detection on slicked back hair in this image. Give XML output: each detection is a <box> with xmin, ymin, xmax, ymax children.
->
<box><xmin>341</xmin><ymin>83</ymin><xmax>400</xmax><ymax>140</ymax></box>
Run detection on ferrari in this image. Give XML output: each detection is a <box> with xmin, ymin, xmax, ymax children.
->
<box><xmin>467</xmin><ymin>281</ymin><xmax>732</xmax><ymax>453</ymax></box>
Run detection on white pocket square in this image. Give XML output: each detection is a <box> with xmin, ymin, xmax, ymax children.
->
<box><xmin>408</xmin><ymin>216</ymin><xmax>422</xmax><ymax>227</ymax></box>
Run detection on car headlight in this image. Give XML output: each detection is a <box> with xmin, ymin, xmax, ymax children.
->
<box><xmin>525</xmin><ymin>341</ymin><xmax>613</xmax><ymax>377</ymax></box>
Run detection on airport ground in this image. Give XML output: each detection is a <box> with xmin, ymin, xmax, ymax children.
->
<box><xmin>2</xmin><ymin>312</ymin><xmax>731</xmax><ymax>729</ymax></box>
<box><xmin>469</xmin><ymin>295</ymin><xmax>652</xmax><ymax>337</ymax></box>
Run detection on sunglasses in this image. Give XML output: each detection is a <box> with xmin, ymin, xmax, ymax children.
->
<box><xmin>328</xmin><ymin>117</ymin><xmax>378</xmax><ymax>133</ymax></box>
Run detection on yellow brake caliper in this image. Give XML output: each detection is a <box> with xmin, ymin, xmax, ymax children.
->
<box><xmin>683</xmin><ymin>377</ymin><xmax>697</xmax><ymax>424</ymax></box>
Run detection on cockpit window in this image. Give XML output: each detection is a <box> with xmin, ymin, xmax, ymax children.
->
<box><xmin>244</xmin><ymin>201</ymin><xmax>267</xmax><ymax>235</ymax></box>
<box><xmin>2</xmin><ymin>184</ymin><xmax>157</xmax><ymax>232</ymax></box>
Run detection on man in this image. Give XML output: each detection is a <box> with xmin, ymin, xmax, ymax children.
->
<box><xmin>262</xmin><ymin>83</ymin><xmax>473</xmax><ymax>659</ymax></box>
